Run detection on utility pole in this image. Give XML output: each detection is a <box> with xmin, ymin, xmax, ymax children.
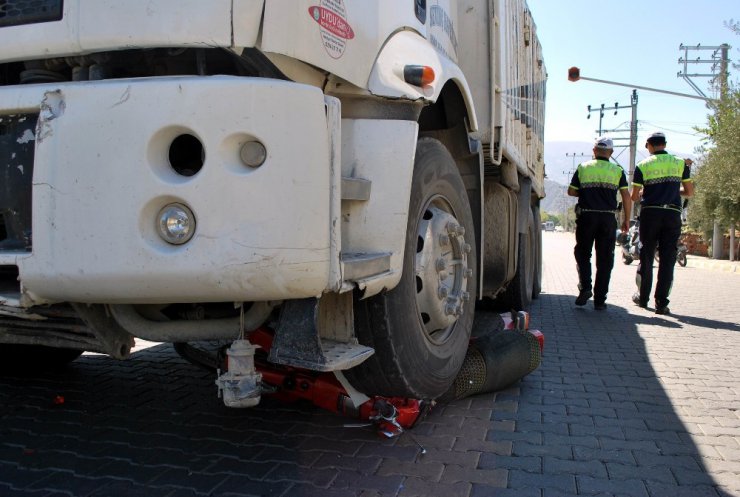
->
<box><xmin>678</xmin><ymin>43</ymin><xmax>731</xmax><ymax>259</ymax></box>
<box><xmin>585</xmin><ymin>92</ymin><xmax>638</xmax><ymax>184</ymax></box>
<box><xmin>586</xmin><ymin>102</ymin><xmax>619</xmax><ymax>137</ymax></box>
<box><xmin>628</xmin><ymin>90</ymin><xmax>638</xmax><ymax>184</ymax></box>
<box><xmin>566</xmin><ymin>152</ymin><xmax>589</xmax><ymax>171</ymax></box>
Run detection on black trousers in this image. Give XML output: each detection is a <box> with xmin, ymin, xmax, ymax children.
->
<box><xmin>574</xmin><ymin>212</ymin><xmax>617</xmax><ymax>303</ymax></box>
<box><xmin>636</xmin><ymin>207</ymin><xmax>682</xmax><ymax>307</ymax></box>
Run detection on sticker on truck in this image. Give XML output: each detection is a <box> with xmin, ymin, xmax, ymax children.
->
<box><xmin>308</xmin><ymin>0</ymin><xmax>355</xmax><ymax>59</ymax></box>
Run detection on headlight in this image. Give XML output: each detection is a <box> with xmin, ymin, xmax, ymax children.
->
<box><xmin>239</xmin><ymin>140</ymin><xmax>267</xmax><ymax>168</ymax></box>
<box><xmin>157</xmin><ymin>203</ymin><xmax>195</xmax><ymax>245</ymax></box>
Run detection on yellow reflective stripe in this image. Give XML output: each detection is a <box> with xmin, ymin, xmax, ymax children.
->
<box><xmin>577</xmin><ymin>159</ymin><xmax>624</xmax><ymax>187</ymax></box>
<box><xmin>637</xmin><ymin>154</ymin><xmax>685</xmax><ymax>182</ymax></box>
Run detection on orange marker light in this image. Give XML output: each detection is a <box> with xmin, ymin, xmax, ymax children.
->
<box><xmin>403</xmin><ymin>65</ymin><xmax>435</xmax><ymax>87</ymax></box>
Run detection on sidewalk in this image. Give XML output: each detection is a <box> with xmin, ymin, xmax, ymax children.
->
<box><xmin>687</xmin><ymin>254</ymin><xmax>740</xmax><ymax>274</ymax></box>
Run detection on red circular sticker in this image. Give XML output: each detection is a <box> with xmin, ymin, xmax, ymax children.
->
<box><xmin>308</xmin><ymin>1</ymin><xmax>355</xmax><ymax>59</ymax></box>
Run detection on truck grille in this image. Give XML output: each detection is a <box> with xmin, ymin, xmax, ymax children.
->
<box><xmin>0</xmin><ymin>113</ymin><xmax>36</xmax><ymax>252</ymax></box>
<box><xmin>0</xmin><ymin>0</ymin><xmax>63</xmax><ymax>28</ymax></box>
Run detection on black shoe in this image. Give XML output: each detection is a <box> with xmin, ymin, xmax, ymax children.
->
<box><xmin>594</xmin><ymin>302</ymin><xmax>607</xmax><ymax>311</ymax></box>
<box><xmin>632</xmin><ymin>293</ymin><xmax>647</xmax><ymax>308</ymax></box>
<box><xmin>575</xmin><ymin>289</ymin><xmax>592</xmax><ymax>306</ymax></box>
<box><xmin>655</xmin><ymin>305</ymin><xmax>670</xmax><ymax>315</ymax></box>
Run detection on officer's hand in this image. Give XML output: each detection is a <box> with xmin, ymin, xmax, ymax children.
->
<box><xmin>621</xmin><ymin>221</ymin><xmax>628</xmax><ymax>233</ymax></box>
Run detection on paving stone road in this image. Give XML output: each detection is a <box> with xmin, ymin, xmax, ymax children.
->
<box><xmin>1</xmin><ymin>231</ymin><xmax>738</xmax><ymax>497</ymax></box>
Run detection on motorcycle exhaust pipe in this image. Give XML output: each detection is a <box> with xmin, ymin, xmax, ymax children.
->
<box><xmin>440</xmin><ymin>312</ymin><xmax>543</xmax><ymax>402</ymax></box>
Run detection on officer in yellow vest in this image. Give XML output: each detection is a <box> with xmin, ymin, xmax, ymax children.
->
<box><xmin>631</xmin><ymin>131</ymin><xmax>694</xmax><ymax>315</ymax></box>
<box><xmin>568</xmin><ymin>137</ymin><xmax>632</xmax><ymax>310</ymax></box>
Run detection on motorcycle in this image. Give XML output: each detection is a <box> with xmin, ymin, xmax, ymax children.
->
<box><xmin>619</xmin><ymin>219</ymin><xmax>640</xmax><ymax>265</ymax></box>
<box><xmin>654</xmin><ymin>238</ymin><xmax>688</xmax><ymax>267</ymax></box>
<box><xmin>620</xmin><ymin>199</ymin><xmax>689</xmax><ymax>267</ymax></box>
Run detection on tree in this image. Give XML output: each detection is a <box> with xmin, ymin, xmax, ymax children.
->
<box><xmin>541</xmin><ymin>211</ymin><xmax>563</xmax><ymax>227</ymax></box>
<box><xmin>688</xmin><ymin>22</ymin><xmax>740</xmax><ymax>240</ymax></box>
<box><xmin>688</xmin><ymin>85</ymin><xmax>740</xmax><ymax>235</ymax></box>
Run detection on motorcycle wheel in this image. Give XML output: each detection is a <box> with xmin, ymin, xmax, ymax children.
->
<box><xmin>677</xmin><ymin>252</ymin><xmax>687</xmax><ymax>267</ymax></box>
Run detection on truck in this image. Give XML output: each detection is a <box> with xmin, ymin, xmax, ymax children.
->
<box><xmin>0</xmin><ymin>0</ymin><xmax>546</xmax><ymax>403</ymax></box>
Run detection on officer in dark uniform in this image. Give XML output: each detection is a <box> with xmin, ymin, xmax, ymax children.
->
<box><xmin>631</xmin><ymin>131</ymin><xmax>694</xmax><ymax>315</ymax></box>
<box><xmin>568</xmin><ymin>137</ymin><xmax>632</xmax><ymax>310</ymax></box>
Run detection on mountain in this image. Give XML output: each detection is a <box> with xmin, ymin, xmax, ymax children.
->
<box><xmin>544</xmin><ymin>141</ymin><xmax>596</xmax><ymax>185</ymax></box>
<box><xmin>542</xmin><ymin>179</ymin><xmax>575</xmax><ymax>215</ymax></box>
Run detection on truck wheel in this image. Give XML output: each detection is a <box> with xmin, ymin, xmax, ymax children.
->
<box><xmin>345</xmin><ymin>138</ymin><xmax>477</xmax><ymax>399</ymax></box>
<box><xmin>498</xmin><ymin>208</ymin><xmax>535</xmax><ymax>311</ymax></box>
<box><xmin>0</xmin><ymin>345</ymin><xmax>83</xmax><ymax>372</ymax></box>
<box><xmin>531</xmin><ymin>205</ymin><xmax>542</xmax><ymax>299</ymax></box>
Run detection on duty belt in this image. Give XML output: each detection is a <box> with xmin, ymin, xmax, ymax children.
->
<box><xmin>642</xmin><ymin>204</ymin><xmax>682</xmax><ymax>213</ymax></box>
<box><xmin>579</xmin><ymin>208</ymin><xmax>618</xmax><ymax>214</ymax></box>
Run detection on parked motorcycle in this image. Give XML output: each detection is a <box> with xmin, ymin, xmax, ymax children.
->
<box><xmin>621</xmin><ymin>199</ymin><xmax>689</xmax><ymax>266</ymax></box>
<box><xmin>654</xmin><ymin>238</ymin><xmax>688</xmax><ymax>267</ymax></box>
<box><xmin>619</xmin><ymin>219</ymin><xmax>639</xmax><ymax>265</ymax></box>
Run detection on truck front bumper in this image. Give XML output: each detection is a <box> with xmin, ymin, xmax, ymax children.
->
<box><xmin>0</xmin><ymin>76</ymin><xmax>333</xmax><ymax>305</ymax></box>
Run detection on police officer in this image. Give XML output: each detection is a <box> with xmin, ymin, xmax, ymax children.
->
<box><xmin>568</xmin><ymin>137</ymin><xmax>631</xmax><ymax>310</ymax></box>
<box><xmin>631</xmin><ymin>131</ymin><xmax>694</xmax><ymax>315</ymax></box>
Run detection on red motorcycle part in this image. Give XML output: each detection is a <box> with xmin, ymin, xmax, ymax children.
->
<box><xmin>246</xmin><ymin>328</ymin><xmax>424</xmax><ymax>434</ymax></box>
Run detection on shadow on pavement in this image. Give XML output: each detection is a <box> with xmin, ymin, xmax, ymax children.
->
<box><xmin>514</xmin><ymin>291</ymin><xmax>736</xmax><ymax>496</ymax></box>
<box><xmin>0</xmin><ymin>344</ymin><xmax>434</xmax><ymax>497</ymax></box>
<box><xmin>668</xmin><ymin>313</ymin><xmax>740</xmax><ymax>334</ymax></box>
<box><xmin>0</xmin><ymin>294</ymin><xmax>737</xmax><ymax>496</ymax></box>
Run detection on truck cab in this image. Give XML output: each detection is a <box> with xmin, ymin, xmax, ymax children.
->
<box><xmin>0</xmin><ymin>0</ymin><xmax>545</xmax><ymax>402</ymax></box>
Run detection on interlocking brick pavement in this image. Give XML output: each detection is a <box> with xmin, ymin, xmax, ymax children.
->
<box><xmin>0</xmin><ymin>231</ymin><xmax>738</xmax><ymax>496</ymax></box>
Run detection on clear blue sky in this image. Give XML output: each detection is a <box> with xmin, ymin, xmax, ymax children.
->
<box><xmin>528</xmin><ymin>0</ymin><xmax>737</xmax><ymax>160</ymax></box>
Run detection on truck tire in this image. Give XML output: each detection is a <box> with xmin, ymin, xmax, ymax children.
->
<box><xmin>531</xmin><ymin>204</ymin><xmax>542</xmax><ymax>299</ymax></box>
<box><xmin>345</xmin><ymin>138</ymin><xmax>477</xmax><ymax>399</ymax></box>
<box><xmin>0</xmin><ymin>345</ymin><xmax>83</xmax><ymax>372</ymax></box>
<box><xmin>498</xmin><ymin>208</ymin><xmax>535</xmax><ymax>311</ymax></box>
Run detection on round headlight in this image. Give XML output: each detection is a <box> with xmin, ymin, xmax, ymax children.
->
<box><xmin>239</xmin><ymin>140</ymin><xmax>267</xmax><ymax>168</ymax></box>
<box><xmin>157</xmin><ymin>203</ymin><xmax>195</xmax><ymax>245</ymax></box>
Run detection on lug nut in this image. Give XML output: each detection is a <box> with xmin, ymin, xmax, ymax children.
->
<box><xmin>456</xmin><ymin>225</ymin><xmax>465</xmax><ymax>237</ymax></box>
<box><xmin>461</xmin><ymin>291</ymin><xmax>470</xmax><ymax>302</ymax></box>
<box><xmin>439</xmin><ymin>234</ymin><xmax>450</xmax><ymax>247</ymax></box>
<box><xmin>445</xmin><ymin>303</ymin><xmax>456</xmax><ymax>316</ymax></box>
<box><xmin>439</xmin><ymin>286</ymin><xmax>449</xmax><ymax>299</ymax></box>
<box><xmin>436</xmin><ymin>258</ymin><xmax>447</xmax><ymax>272</ymax></box>
<box><xmin>465</xmin><ymin>268</ymin><xmax>473</xmax><ymax>278</ymax></box>
<box><xmin>447</xmin><ymin>222</ymin><xmax>459</xmax><ymax>234</ymax></box>
<box><xmin>463</xmin><ymin>243</ymin><xmax>472</xmax><ymax>254</ymax></box>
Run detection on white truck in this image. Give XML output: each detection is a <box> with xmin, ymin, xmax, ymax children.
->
<box><xmin>0</xmin><ymin>0</ymin><xmax>545</xmax><ymax>402</ymax></box>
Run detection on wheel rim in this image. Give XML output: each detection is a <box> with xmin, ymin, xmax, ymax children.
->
<box><xmin>414</xmin><ymin>196</ymin><xmax>471</xmax><ymax>345</ymax></box>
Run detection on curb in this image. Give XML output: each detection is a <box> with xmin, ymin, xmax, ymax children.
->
<box><xmin>686</xmin><ymin>256</ymin><xmax>739</xmax><ymax>274</ymax></box>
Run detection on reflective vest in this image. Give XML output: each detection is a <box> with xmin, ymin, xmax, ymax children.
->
<box><xmin>576</xmin><ymin>159</ymin><xmax>624</xmax><ymax>190</ymax></box>
<box><xmin>633</xmin><ymin>154</ymin><xmax>685</xmax><ymax>186</ymax></box>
